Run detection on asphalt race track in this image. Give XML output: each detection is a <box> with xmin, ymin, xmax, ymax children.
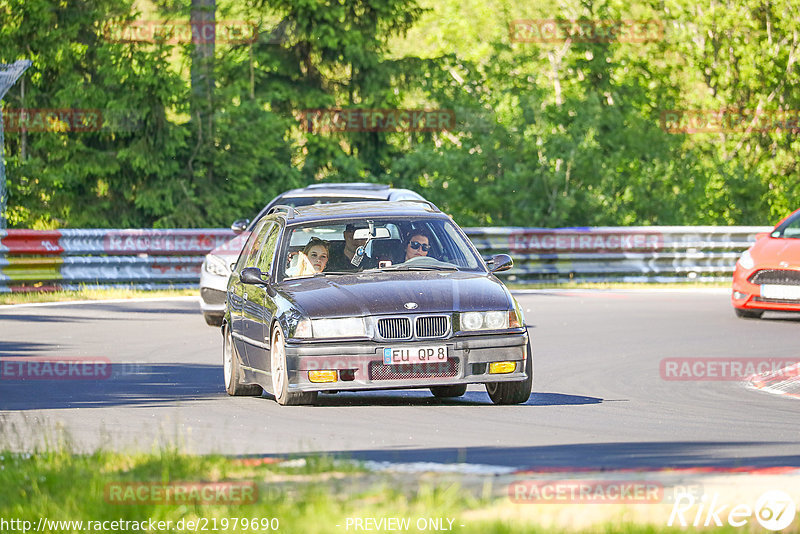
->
<box><xmin>1</xmin><ymin>290</ymin><xmax>798</xmax><ymax>470</ymax></box>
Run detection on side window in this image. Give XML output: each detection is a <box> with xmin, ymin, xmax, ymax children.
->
<box><xmin>234</xmin><ymin>219</ymin><xmax>268</xmax><ymax>272</ymax></box>
<box><xmin>442</xmin><ymin>222</ymin><xmax>480</xmax><ymax>269</ymax></box>
<box><xmin>255</xmin><ymin>224</ymin><xmax>281</xmax><ymax>273</ymax></box>
<box><xmin>246</xmin><ymin>222</ymin><xmax>276</xmax><ymax>269</ymax></box>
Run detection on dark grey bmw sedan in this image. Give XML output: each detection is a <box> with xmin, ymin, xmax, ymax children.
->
<box><xmin>223</xmin><ymin>200</ymin><xmax>532</xmax><ymax>405</ymax></box>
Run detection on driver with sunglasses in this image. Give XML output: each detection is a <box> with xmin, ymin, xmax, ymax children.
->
<box><xmin>403</xmin><ymin>229</ymin><xmax>434</xmax><ymax>261</ymax></box>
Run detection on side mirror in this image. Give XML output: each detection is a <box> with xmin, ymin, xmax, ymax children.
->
<box><xmin>755</xmin><ymin>232</ymin><xmax>770</xmax><ymax>240</ymax></box>
<box><xmin>240</xmin><ymin>267</ymin><xmax>267</xmax><ymax>285</ymax></box>
<box><xmin>488</xmin><ymin>254</ymin><xmax>513</xmax><ymax>273</ymax></box>
<box><xmin>231</xmin><ymin>219</ymin><xmax>250</xmax><ymax>235</ymax></box>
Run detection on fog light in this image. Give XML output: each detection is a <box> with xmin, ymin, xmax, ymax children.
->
<box><xmin>733</xmin><ymin>291</ymin><xmax>747</xmax><ymax>299</ymax></box>
<box><xmin>308</xmin><ymin>370</ymin><xmax>337</xmax><ymax>383</ymax></box>
<box><xmin>489</xmin><ymin>361</ymin><xmax>516</xmax><ymax>374</ymax></box>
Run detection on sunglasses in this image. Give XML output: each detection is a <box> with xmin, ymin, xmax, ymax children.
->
<box><xmin>408</xmin><ymin>240</ymin><xmax>431</xmax><ymax>252</ymax></box>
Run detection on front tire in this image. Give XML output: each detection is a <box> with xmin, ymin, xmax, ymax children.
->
<box><xmin>223</xmin><ymin>325</ymin><xmax>263</xmax><ymax>396</ymax></box>
<box><xmin>270</xmin><ymin>325</ymin><xmax>317</xmax><ymax>406</ymax></box>
<box><xmin>734</xmin><ymin>307</ymin><xmax>764</xmax><ymax>319</ymax></box>
<box><xmin>486</xmin><ymin>339</ymin><xmax>533</xmax><ymax>405</ymax></box>
<box><xmin>430</xmin><ymin>384</ymin><xmax>468</xmax><ymax>398</ymax></box>
<box><xmin>205</xmin><ymin>313</ymin><xmax>223</xmax><ymax>327</ymax></box>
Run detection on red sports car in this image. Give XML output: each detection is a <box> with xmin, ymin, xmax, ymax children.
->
<box><xmin>732</xmin><ymin>208</ymin><xmax>800</xmax><ymax>318</ymax></box>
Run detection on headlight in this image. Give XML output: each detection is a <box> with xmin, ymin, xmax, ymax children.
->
<box><xmin>738</xmin><ymin>249</ymin><xmax>755</xmax><ymax>270</ymax></box>
<box><xmin>311</xmin><ymin>317</ymin><xmax>367</xmax><ymax>338</ymax></box>
<box><xmin>293</xmin><ymin>318</ymin><xmax>313</xmax><ymax>339</ymax></box>
<box><xmin>484</xmin><ymin>311</ymin><xmax>508</xmax><ymax>329</ymax></box>
<box><xmin>204</xmin><ymin>254</ymin><xmax>231</xmax><ymax>277</ymax></box>
<box><xmin>460</xmin><ymin>311</ymin><xmax>514</xmax><ymax>331</ymax></box>
<box><xmin>461</xmin><ymin>312</ymin><xmax>484</xmax><ymax>330</ymax></box>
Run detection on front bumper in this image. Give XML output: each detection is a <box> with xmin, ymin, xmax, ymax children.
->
<box><xmin>732</xmin><ymin>266</ymin><xmax>800</xmax><ymax>312</ymax></box>
<box><xmin>282</xmin><ymin>332</ymin><xmax>530</xmax><ymax>393</ymax></box>
<box><xmin>199</xmin><ymin>261</ymin><xmax>231</xmax><ymax>318</ymax></box>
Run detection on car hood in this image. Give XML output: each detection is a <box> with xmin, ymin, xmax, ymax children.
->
<box><xmin>750</xmin><ymin>237</ymin><xmax>800</xmax><ymax>268</ymax></box>
<box><xmin>278</xmin><ymin>271</ymin><xmax>512</xmax><ymax>318</ymax></box>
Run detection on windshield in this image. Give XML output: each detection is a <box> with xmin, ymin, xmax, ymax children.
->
<box><xmin>247</xmin><ymin>196</ymin><xmax>378</xmax><ymax>231</ymax></box>
<box><xmin>772</xmin><ymin>211</ymin><xmax>800</xmax><ymax>238</ymax></box>
<box><xmin>278</xmin><ymin>217</ymin><xmax>484</xmax><ymax>280</ymax></box>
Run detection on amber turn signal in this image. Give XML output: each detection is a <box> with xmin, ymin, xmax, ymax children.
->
<box><xmin>308</xmin><ymin>370</ymin><xmax>338</xmax><ymax>383</ymax></box>
<box><xmin>488</xmin><ymin>361</ymin><xmax>516</xmax><ymax>374</ymax></box>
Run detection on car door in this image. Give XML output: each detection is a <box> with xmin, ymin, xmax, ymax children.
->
<box><xmin>242</xmin><ymin>222</ymin><xmax>281</xmax><ymax>371</ymax></box>
<box><xmin>230</xmin><ymin>219</ymin><xmax>269</xmax><ymax>366</ymax></box>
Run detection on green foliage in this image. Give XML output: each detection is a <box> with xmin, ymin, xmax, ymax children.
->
<box><xmin>0</xmin><ymin>0</ymin><xmax>797</xmax><ymax>228</ymax></box>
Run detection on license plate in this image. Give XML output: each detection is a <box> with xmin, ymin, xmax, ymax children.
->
<box><xmin>761</xmin><ymin>284</ymin><xmax>800</xmax><ymax>300</ymax></box>
<box><xmin>383</xmin><ymin>345</ymin><xmax>447</xmax><ymax>365</ymax></box>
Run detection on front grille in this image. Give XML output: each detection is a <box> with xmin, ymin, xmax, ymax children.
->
<box><xmin>749</xmin><ymin>269</ymin><xmax>800</xmax><ymax>286</ymax></box>
<box><xmin>377</xmin><ymin>317</ymin><xmax>411</xmax><ymax>340</ymax></box>
<box><xmin>754</xmin><ymin>297</ymin><xmax>800</xmax><ymax>304</ymax></box>
<box><xmin>200</xmin><ymin>287</ymin><xmax>227</xmax><ymax>305</ymax></box>
<box><xmin>415</xmin><ymin>315</ymin><xmax>449</xmax><ymax>338</ymax></box>
<box><xmin>368</xmin><ymin>358</ymin><xmax>459</xmax><ymax>380</ymax></box>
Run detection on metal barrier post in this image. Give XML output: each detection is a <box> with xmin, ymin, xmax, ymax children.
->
<box><xmin>0</xmin><ymin>60</ymin><xmax>33</xmax><ymax>230</ymax></box>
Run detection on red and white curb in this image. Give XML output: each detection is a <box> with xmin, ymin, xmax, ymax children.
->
<box><xmin>747</xmin><ymin>362</ymin><xmax>800</xmax><ymax>399</ymax></box>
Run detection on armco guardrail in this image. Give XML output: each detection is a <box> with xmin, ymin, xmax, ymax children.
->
<box><xmin>0</xmin><ymin>229</ymin><xmax>235</xmax><ymax>292</ymax></box>
<box><xmin>0</xmin><ymin>226</ymin><xmax>770</xmax><ymax>292</ymax></box>
<box><xmin>466</xmin><ymin>226</ymin><xmax>770</xmax><ymax>284</ymax></box>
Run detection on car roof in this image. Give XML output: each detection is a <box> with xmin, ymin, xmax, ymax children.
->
<box><xmin>278</xmin><ymin>183</ymin><xmax>423</xmax><ymax>201</ymax></box>
<box><xmin>273</xmin><ymin>200</ymin><xmax>444</xmax><ymax>225</ymax></box>
<box><xmin>303</xmin><ymin>182</ymin><xmax>389</xmax><ymax>191</ymax></box>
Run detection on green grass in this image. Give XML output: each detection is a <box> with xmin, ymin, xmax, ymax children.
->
<box><xmin>0</xmin><ymin>446</ymin><xmax>756</xmax><ymax>533</ymax></box>
<box><xmin>0</xmin><ymin>288</ymin><xmax>197</xmax><ymax>305</ymax></box>
<box><xmin>0</xmin><ymin>448</ymin><xmax>472</xmax><ymax>534</ymax></box>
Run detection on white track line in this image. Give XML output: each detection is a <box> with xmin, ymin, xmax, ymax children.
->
<box><xmin>0</xmin><ymin>296</ymin><xmax>200</xmax><ymax>309</ymax></box>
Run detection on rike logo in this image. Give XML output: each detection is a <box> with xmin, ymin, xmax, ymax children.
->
<box><xmin>668</xmin><ymin>490</ymin><xmax>796</xmax><ymax>530</ymax></box>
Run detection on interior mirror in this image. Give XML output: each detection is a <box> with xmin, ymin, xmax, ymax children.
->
<box><xmin>489</xmin><ymin>254</ymin><xmax>513</xmax><ymax>273</ymax></box>
<box><xmin>231</xmin><ymin>219</ymin><xmax>250</xmax><ymax>234</ymax></box>
<box><xmin>353</xmin><ymin>227</ymin><xmax>390</xmax><ymax>240</ymax></box>
<box><xmin>240</xmin><ymin>267</ymin><xmax>266</xmax><ymax>285</ymax></box>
